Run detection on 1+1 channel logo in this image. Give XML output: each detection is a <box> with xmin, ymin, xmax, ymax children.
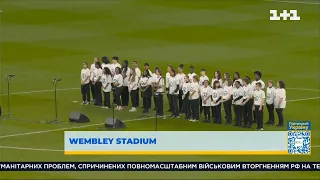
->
<box><xmin>270</xmin><ymin>10</ymin><xmax>300</xmax><ymax>21</ymax></box>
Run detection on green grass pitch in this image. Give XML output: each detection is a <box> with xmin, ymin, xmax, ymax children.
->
<box><xmin>0</xmin><ymin>0</ymin><xmax>319</xmax><ymax>179</ymax></box>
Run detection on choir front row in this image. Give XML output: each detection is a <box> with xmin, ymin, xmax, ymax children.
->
<box><xmin>81</xmin><ymin>62</ymin><xmax>287</xmax><ymax>131</ymax></box>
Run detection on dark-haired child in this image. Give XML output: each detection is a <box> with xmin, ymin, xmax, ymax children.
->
<box><xmin>253</xmin><ymin>82</ymin><xmax>265</xmax><ymax>131</ymax></box>
<box><xmin>274</xmin><ymin>80</ymin><xmax>286</xmax><ymax>127</ymax></box>
<box><xmin>199</xmin><ymin>69</ymin><xmax>209</xmax><ymax>116</ymax></box>
<box><xmin>101</xmin><ymin>67</ymin><xmax>112</xmax><ymax>108</ymax></box>
<box><xmin>266</xmin><ymin>80</ymin><xmax>276</xmax><ymax>125</ymax></box>
<box><xmin>251</xmin><ymin>71</ymin><xmax>265</xmax><ymax>123</ymax></box>
<box><xmin>80</xmin><ymin>62</ymin><xmax>91</xmax><ymax>105</ymax></box>
<box><xmin>176</xmin><ymin>64</ymin><xmax>186</xmax><ymax>113</ymax></box>
<box><xmin>211</xmin><ymin>80</ymin><xmax>222</xmax><ymax>124</ymax></box>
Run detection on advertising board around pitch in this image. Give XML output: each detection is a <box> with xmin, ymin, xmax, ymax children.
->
<box><xmin>64</xmin><ymin>131</ymin><xmax>291</xmax><ymax>155</ymax></box>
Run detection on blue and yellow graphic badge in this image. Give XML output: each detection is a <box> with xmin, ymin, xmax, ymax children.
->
<box><xmin>287</xmin><ymin>121</ymin><xmax>311</xmax><ymax>155</ymax></box>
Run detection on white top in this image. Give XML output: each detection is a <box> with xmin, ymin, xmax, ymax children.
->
<box><xmin>200</xmin><ymin>86</ymin><xmax>213</xmax><ymax>106</ymax></box>
<box><xmin>168</xmin><ymin>76</ymin><xmax>180</xmax><ymax>95</ymax></box>
<box><xmin>211</xmin><ymin>88</ymin><xmax>222</xmax><ymax>106</ymax></box>
<box><xmin>90</xmin><ymin>63</ymin><xmax>96</xmax><ymax>81</ymax></box>
<box><xmin>153</xmin><ymin>76</ymin><xmax>164</xmax><ymax>93</ymax></box>
<box><xmin>139</xmin><ymin>77</ymin><xmax>152</xmax><ymax>88</ymax></box>
<box><xmin>242</xmin><ymin>84</ymin><xmax>253</xmax><ymax>99</ymax></box>
<box><xmin>165</xmin><ymin>72</ymin><xmax>171</xmax><ymax>88</ymax></box>
<box><xmin>176</xmin><ymin>73</ymin><xmax>185</xmax><ymax>89</ymax></box>
<box><xmin>189</xmin><ymin>82</ymin><xmax>200</xmax><ymax>100</ymax></box>
<box><xmin>135</xmin><ymin>68</ymin><xmax>141</xmax><ymax>78</ymax></box>
<box><xmin>182</xmin><ymin>82</ymin><xmax>191</xmax><ymax>97</ymax></box>
<box><xmin>251</xmin><ymin>79</ymin><xmax>265</xmax><ymax>91</ymax></box>
<box><xmin>253</xmin><ymin>90</ymin><xmax>266</xmax><ymax>106</ymax></box>
<box><xmin>147</xmin><ymin>69</ymin><xmax>152</xmax><ymax>76</ymax></box>
<box><xmin>274</xmin><ymin>88</ymin><xmax>286</xmax><ymax>108</ymax></box>
<box><xmin>81</xmin><ymin>68</ymin><xmax>91</xmax><ymax>84</ymax></box>
<box><xmin>211</xmin><ymin>78</ymin><xmax>223</xmax><ymax>87</ymax></box>
<box><xmin>93</xmin><ymin>68</ymin><xmax>103</xmax><ymax>82</ymax></box>
<box><xmin>222</xmin><ymin>86</ymin><xmax>232</xmax><ymax>100</ymax></box>
<box><xmin>266</xmin><ymin>87</ymin><xmax>276</xmax><ymax>105</ymax></box>
<box><xmin>122</xmin><ymin>68</ymin><xmax>131</xmax><ymax>87</ymax></box>
<box><xmin>101</xmin><ymin>63</ymin><xmax>110</xmax><ymax>70</ymax></box>
<box><xmin>101</xmin><ymin>74</ymin><xmax>112</xmax><ymax>92</ymax></box>
<box><xmin>128</xmin><ymin>76</ymin><xmax>139</xmax><ymax>91</ymax></box>
<box><xmin>188</xmin><ymin>73</ymin><xmax>197</xmax><ymax>83</ymax></box>
<box><xmin>109</xmin><ymin>63</ymin><xmax>121</xmax><ymax>76</ymax></box>
<box><xmin>199</xmin><ymin>75</ymin><xmax>209</xmax><ymax>87</ymax></box>
<box><xmin>233</xmin><ymin>79</ymin><xmax>243</xmax><ymax>87</ymax></box>
<box><xmin>232</xmin><ymin>87</ymin><xmax>244</xmax><ymax>105</ymax></box>
<box><xmin>112</xmin><ymin>74</ymin><xmax>123</xmax><ymax>87</ymax></box>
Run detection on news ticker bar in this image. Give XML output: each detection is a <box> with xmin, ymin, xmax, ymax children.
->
<box><xmin>0</xmin><ymin>162</ymin><xmax>319</xmax><ymax>171</ymax></box>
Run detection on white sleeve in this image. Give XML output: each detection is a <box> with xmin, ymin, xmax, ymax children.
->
<box><xmin>262</xmin><ymin>91</ymin><xmax>266</xmax><ymax>99</ymax></box>
<box><xmin>279</xmin><ymin>89</ymin><xmax>285</xmax><ymax>98</ymax></box>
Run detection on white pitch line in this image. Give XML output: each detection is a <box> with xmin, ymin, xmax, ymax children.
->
<box><xmin>263</xmin><ymin>0</ymin><xmax>320</xmax><ymax>5</ymax></box>
<box><xmin>0</xmin><ymin>146</ymin><xmax>63</xmax><ymax>152</ymax></box>
<box><xmin>0</xmin><ymin>87</ymin><xmax>318</xmax><ymax>96</ymax></box>
<box><xmin>287</xmin><ymin>97</ymin><xmax>320</xmax><ymax>102</ymax></box>
<box><xmin>0</xmin><ymin>116</ymin><xmax>153</xmax><ymax>139</ymax></box>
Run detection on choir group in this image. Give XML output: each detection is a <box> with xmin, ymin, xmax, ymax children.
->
<box><xmin>81</xmin><ymin>57</ymin><xmax>287</xmax><ymax>130</ymax></box>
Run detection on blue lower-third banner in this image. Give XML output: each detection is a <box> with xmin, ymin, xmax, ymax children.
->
<box><xmin>0</xmin><ymin>162</ymin><xmax>319</xmax><ymax>171</ymax></box>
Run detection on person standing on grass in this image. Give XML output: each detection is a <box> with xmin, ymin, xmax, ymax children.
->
<box><xmin>266</xmin><ymin>80</ymin><xmax>276</xmax><ymax>125</ymax></box>
<box><xmin>176</xmin><ymin>64</ymin><xmax>186</xmax><ymax>114</ymax></box>
<box><xmin>233</xmin><ymin>72</ymin><xmax>243</xmax><ymax>86</ymax></box>
<box><xmin>211</xmin><ymin>70</ymin><xmax>223</xmax><ymax>87</ymax></box>
<box><xmin>153</xmin><ymin>68</ymin><xmax>164</xmax><ymax>116</ymax></box>
<box><xmin>168</xmin><ymin>69</ymin><xmax>180</xmax><ymax>118</ymax></box>
<box><xmin>109</xmin><ymin>56</ymin><xmax>121</xmax><ymax>76</ymax></box>
<box><xmin>251</xmin><ymin>71</ymin><xmax>265</xmax><ymax>123</ymax></box>
<box><xmin>241</xmin><ymin>77</ymin><xmax>253</xmax><ymax>128</ymax></box>
<box><xmin>253</xmin><ymin>82</ymin><xmax>265</xmax><ymax>131</ymax></box>
<box><xmin>128</xmin><ymin>68</ymin><xmax>139</xmax><ymax>112</ymax></box>
<box><xmin>132</xmin><ymin>61</ymin><xmax>141</xmax><ymax>107</ymax></box>
<box><xmin>232</xmin><ymin>81</ymin><xmax>244</xmax><ymax>127</ymax></box>
<box><xmin>139</xmin><ymin>70</ymin><xmax>153</xmax><ymax>114</ymax></box>
<box><xmin>182</xmin><ymin>76</ymin><xmax>191</xmax><ymax>120</ymax></box>
<box><xmin>152</xmin><ymin>67</ymin><xmax>160</xmax><ymax>110</ymax></box>
<box><xmin>199</xmin><ymin>69</ymin><xmax>209</xmax><ymax>116</ymax></box>
<box><xmin>113</xmin><ymin>67</ymin><xmax>124</xmax><ymax>111</ymax></box>
<box><xmin>200</xmin><ymin>80</ymin><xmax>212</xmax><ymax>122</ymax></box>
<box><xmin>121</xmin><ymin>60</ymin><xmax>131</xmax><ymax>107</ymax></box>
<box><xmin>187</xmin><ymin>66</ymin><xmax>197</xmax><ymax>83</ymax></box>
<box><xmin>80</xmin><ymin>62</ymin><xmax>91</xmax><ymax>105</ymax></box>
<box><xmin>166</xmin><ymin>65</ymin><xmax>174</xmax><ymax>112</ymax></box>
<box><xmin>101</xmin><ymin>67</ymin><xmax>112</xmax><ymax>109</ymax></box>
<box><xmin>189</xmin><ymin>76</ymin><xmax>200</xmax><ymax>122</ymax></box>
<box><xmin>141</xmin><ymin>63</ymin><xmax>152</xmax><ymax>109</ymax></box>
<box><xmin>90</xmin><ymin>57</ymin><xmax>99</xmax><ymax>102</ymax></box>
<box><xmin>221</xmin><ymin>79</ymin><xmax>233</xmax><ymax>124</ymax></box>
<box><xmin>222</xmin><ymin>72</ymin><xmax>231</xmax><ymax>87</ymax></box>
<box><xmin>274</xmin><ymin>80</ymin><xmax>286</xmax><ymax>127</ymax></box>
<box><xmin>211</xmin><ymin>80</ymin><xmax>222</xmax><ymax>124</ymax></box>
<box><xmin>101</xmin><ymin>56</ymin><xmax>110</xmax><ymax>70</ymax></box>
<box><xmin>211</xmin><ymin>70</ymin><xmax>222</xmax><ymax>119</ymax></box>
<box><xmin>93</xmin><ymin>62</ymin><xmax>103</xmax><ymax>106</ymax></box>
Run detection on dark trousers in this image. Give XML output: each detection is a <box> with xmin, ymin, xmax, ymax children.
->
<box><xmin>94</xmin><ymin>82</ymin><xmax>102</xmax><ymax>106</ymax></box>
<box><xmin>266</xmin><ymin>103</ymin><xmax>275</xmax><ymax>123</ymax></box>
<box><xmin>276</xmin><ymin>108</ymin><xmax>284</xmax><ymax>125</ymax></box>
<box><xmin>167</xmin><ymin>93</ymin><xmax>172</xmax><ymax>111</ymax></box>
<box><xmin>155</xmin><ymin>94</ymin><xmax>164</xmax><ymax>115</ymax></box>
<box><xmin>81</xmin><ymin>83</ymin><xmax>90</xmax><ymax>102</ymax></box>
<box><xmin>130</xmin><ymin>89</ymin><xmax>138</xmax><ymax>108</ymax></box>
<box><xmin>255</xmin><ymin>105</ymin><xmax>264</xmax><ymax>129</ymax></box>
<box><xmin>183</xmin><ymin>98</ymin><xmax>191</xmax><ymax>119</ymax></box>
<box><xmin>103</xmin><ymin>91</ymin><xmax>111</xmax><ymax>108</ymax></box>
<box><xmin>199</xmin><ymin>97</ymin><xmax>203</xmax><ymax>114</ymax></box>
<box><xmin>213</xmin><ymin>104</ymin><xmax>222</xmax><ymax>124</ymax></box>
<box><xmin>243</xmin><ymin>99</ymin><xmax>253</xmax><ymax>126</ymax></box>
<box><xmin>121</xmin><ymin>86</ymin><xmax>129</xmax><ymax>106</ymax></box>
<box><xmin>136</xmin><ymin>88</ymin><xmax>140</xmax><ymax>106</ymax></box>
<box><xmin>143</xmin><ymin>97</ymin><xmax>151</xmax><ymax>112</ymax></box>
<box><xmin>178</xmin><ymin>90</ymin><xmax>184</xmax><ymax>113</ymax></box>
<box><xmin>203</xmin><ymin>106</ymin><xmax>210</xmax><ymax>120</ymax></box>
<box><xmin>115</xmin><ymin>86</ymin><xmax>123</xmax><ymax>106</ymax></box>
<box><xmin>90</xmin><ymin>81</ymin><xmax>95</xmax><ymax>100</ymax></box>
<box><xmin>234</xmin><ymin>105</ymin><xmax>243</xmax><ymax>126</ymax></box>
<box><xmin>190</xmin><ymin>98</ymin><xmax>200</xmax><ymax>120</ymax></box>
<box><xmin>169</xmin><ymin>94</ymin><xmax>179</xmax><ymax>116</ymax></box>
<box><xmin>223</xmin><ymin>99</ymin><xmax>232</xmax><ymax>124</ymax></box>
